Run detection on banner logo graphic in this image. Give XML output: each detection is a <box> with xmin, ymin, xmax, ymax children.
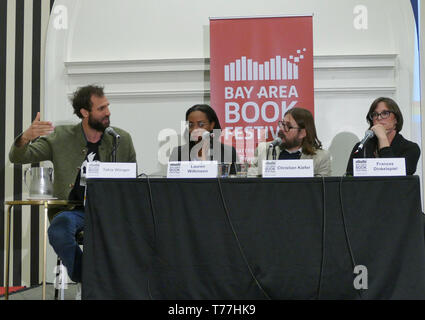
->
<box><xmin>210</xmin><ymin>16</ymin><xmax>314</xmax><ymax>161</ymax></box>
<box><xmin>224</xmin><ymin>50</ymin><xmax>306</xmax><ymax>82</ymax></box>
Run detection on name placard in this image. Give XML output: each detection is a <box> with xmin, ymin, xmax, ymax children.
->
<box><xmin>262</xmin><ymin>159</ymin><xmax>314</xmax><ymax>178</ymax></box>
<box><xmin>86</xmin><ymin>162</ymin><xmax>137</xmax><ymax>178</ymax></box>
<box><xmin>353</xmin><ymin>158</ymin><xmax>406</xmax><ymax>176</ymax></box>
<box><xmin>167</xmin><ymin>161</ymin><xmax>218</xmax><ymax>178</ymax></box>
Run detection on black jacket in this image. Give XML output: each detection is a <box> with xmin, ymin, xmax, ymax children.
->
<box><xmin>346</xmin><ymin>133</ymin><xmax>420</xmax><ymax>176</ymax></box>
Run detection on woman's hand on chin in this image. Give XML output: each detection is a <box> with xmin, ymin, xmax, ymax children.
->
<box><xmin>190</xmin><ymin>128</ymin><xmax>209</xmax><ymax>142</ymax></box>
<box><xmin>371</xmin><ymin>124</ymin><xmax>390</xmax><ymax>149</ymax></box>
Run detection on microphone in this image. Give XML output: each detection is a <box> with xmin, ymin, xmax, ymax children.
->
<box><xmin>267</xmin><ymin>137</ymin><xmax>282</xmax><ymax>160</ymax></box>
<box><xmin>105</xmin><ymin>127</ymin><xmax>120</xmax><ymax>139</ymax></box>
<box><xmin>355</xmin><ymin>129</ymin><xmax>374</xmax><ymax>154</ymax></box>
<box><xmin>268</xmin><ymin>137</ymin><xmax>282</xmax><ymax>148</ymax></box>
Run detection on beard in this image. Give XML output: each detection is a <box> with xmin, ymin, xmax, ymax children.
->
<box><xmin>88</xmin><ymin>114</ymin><xmax>110</xmax><ymax>132</ymax></box>
<box><xmin>280</xmin><ymin>135</ymin><xmax>303</xmax><ymax>150</ymax></box>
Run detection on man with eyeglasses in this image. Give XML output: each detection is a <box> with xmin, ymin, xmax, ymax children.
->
<box><xmin>252</xmin><ymin>107</ymin><xmax>331</xmax><ymax>177</ymax></box>
<box><xmin>345</xmin><ymin>97</ymin><xmax>420</xmax><ymax>175</ymax></box>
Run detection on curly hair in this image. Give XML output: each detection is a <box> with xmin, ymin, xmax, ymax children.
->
<box><xmin>70</xmin><ymin>85</ymin><xmax>105</xmax><ymax>118</ymax></box>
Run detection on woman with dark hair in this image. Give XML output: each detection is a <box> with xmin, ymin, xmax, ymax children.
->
<box><xmin>169</xmin><ymin>104</ymin><xmax>238</xmax><ymax>172</ymax></box>
<box><xmin>346</xmin><ymin>97</ymin><xmax>420</xmax><ymax>175</ymax></box>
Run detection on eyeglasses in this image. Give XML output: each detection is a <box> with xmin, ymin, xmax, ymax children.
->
<box><xmin>188</xmin><ymin>121</ymin><xmax>210</xmax><ymax>129</ymax></box>
<box><xmin>278</xmin><ymin>121</ymin><xmax>300</xmax><ymax>132</ymax></box>
<box><xmin>369</xmin><ymin>110</ymin><xmax>394</xmax><ymax>121</ymax></box>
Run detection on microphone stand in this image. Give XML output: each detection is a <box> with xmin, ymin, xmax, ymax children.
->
<box><xmin>272</xmin><ymin>146</ymin><xmax>277</xmax><ymax>160</ymax></box>
<box><xmin>111</xmin><ymin>136</ymin><xmax>120</xmax><ymax>162</ymax></box>
<box><xmin>209</xmin><ymin>134</ymin><xmax>214</xmax><ymax>161</ymax></box>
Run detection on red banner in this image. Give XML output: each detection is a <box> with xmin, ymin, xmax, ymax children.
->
<box><xmin>210</xmin><ymin>16</ymin><xmax>314</xmax><ymax>161</ymax></box>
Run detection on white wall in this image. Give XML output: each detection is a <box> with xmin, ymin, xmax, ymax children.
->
<box><xmin>67</xmin><ymin>0</ymin><xmax>406</xmax><ymax>59</ymax></box>
<box><xmin>45</xmin><ymin>0</ymin><xmax>418</xmax><ymax>177</ymax></box>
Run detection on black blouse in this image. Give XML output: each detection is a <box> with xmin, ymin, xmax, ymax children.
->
<box><xmin>345</xmin><ymin>133</ymin><xmax>420</xmax><ymax>176</ymax></box>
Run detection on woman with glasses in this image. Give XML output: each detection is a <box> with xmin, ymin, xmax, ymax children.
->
<box><xmin>345</xmin><ymin>97</ymin><xmax>420</xmax><ymax>175</ymax></box>
<box><xmin>169</xmin><ymin>104</ymin><xmax>238</xmax><ymax>173</ymax></box>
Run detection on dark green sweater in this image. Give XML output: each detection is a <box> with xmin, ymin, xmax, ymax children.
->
<box><xmin>9</xmin><ymin>123</ymin><xmax>137</xmax><ymax>220</ymax></box>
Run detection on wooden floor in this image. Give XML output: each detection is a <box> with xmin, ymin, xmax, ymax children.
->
<box><xmin>0</xmin><ymin>283</ymin><xmax>78</xmax><ymax>300</ymax></box>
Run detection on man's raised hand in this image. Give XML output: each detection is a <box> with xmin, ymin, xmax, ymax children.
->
<box><xmin>18</xmin><ymin>112</ymin><xmax>54</xmax><ymax>146</ymax></box>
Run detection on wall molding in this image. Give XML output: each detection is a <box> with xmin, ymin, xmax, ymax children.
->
<box><xmin>64</xmin><ymin>54</ymin><xmax>398</xmax><ymax>98</ymax></box>
<box><xmin>80</xmin><ymin>86</ymin><xmax>396</xmax><ymax>101</ymax></box>
<box><xmin>65</xmin><ymin>54</ymin><xmax>397</xmax><ymax>73</ymax></box>
<box><xmin>65</xmin><ymin>58</ymin><xmax>209</xmax><ymax>74</ymax></box>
